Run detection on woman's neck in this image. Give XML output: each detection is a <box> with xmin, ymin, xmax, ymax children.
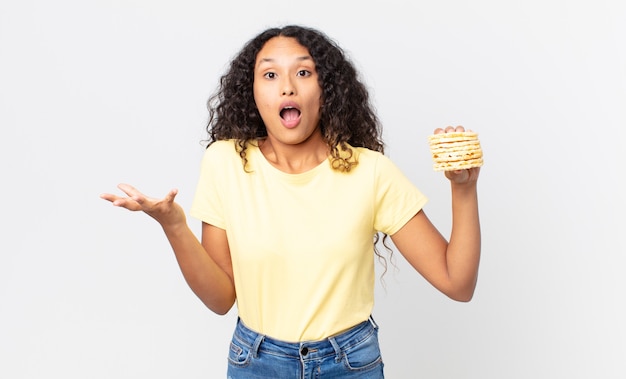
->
<box><xmin>258</xmin><ymin>133</ymin><xmax>329</xmax><ymax>174</ymax></box>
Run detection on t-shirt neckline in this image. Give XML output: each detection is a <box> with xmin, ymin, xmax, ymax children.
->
<box><xmin>250</xmin><ymin>143</ymin><xmax>330</xmax><ymax>185</ymax></box>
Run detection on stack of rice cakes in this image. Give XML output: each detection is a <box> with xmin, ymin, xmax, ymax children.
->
<box><xmin>428</xmin><ymin>131</ymin><xmax>483</xmax><ymax>171</ymax></box>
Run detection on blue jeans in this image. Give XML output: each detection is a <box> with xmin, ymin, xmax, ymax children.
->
<box><xmin>226</xmin><ymin>317</ymin><xmax>385</xmax><ymax>378</ymax></box>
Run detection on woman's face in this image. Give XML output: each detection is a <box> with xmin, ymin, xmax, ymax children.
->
<box><xmin>253</xmin><ymin>36</ymin><xmax>323</xmax><ymax>148</ymax></box>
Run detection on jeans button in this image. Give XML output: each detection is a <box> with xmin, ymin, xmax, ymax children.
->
<box><xmin>300</xmin><ymin>346</ymin><xmax>308</xmax><ymax>356</ymax></box>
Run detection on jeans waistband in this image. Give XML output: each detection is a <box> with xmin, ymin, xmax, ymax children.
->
<box><xmin>232</xmin><ymin>317</ymin><xmax>379</xmax><ymax>362</ymax></box>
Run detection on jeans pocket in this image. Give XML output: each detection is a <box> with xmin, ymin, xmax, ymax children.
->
<box><xmin>343</xmin><ymin>329</ymin><xmax>384</xmax><ymax>372</ymax></box>
<box><xmin>227</xmin><ymin>340</ymin><xmax>252</xmax><ymax>367</ymax></box>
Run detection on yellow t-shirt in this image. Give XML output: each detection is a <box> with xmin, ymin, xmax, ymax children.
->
<box><xmin>190</xmin><ymin>140</ymin><xmax>427</xmax><ymax>342</ymax></box>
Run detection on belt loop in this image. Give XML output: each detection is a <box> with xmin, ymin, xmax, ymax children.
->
<box><xmin>328</xmin><ymin>336</ymin><xmax>343</xmax><ymax>363</ymax></box>
<box><xmin>251</xmin><ymin>333</ymin><xmax>264</xmax><ymax>359</ymax></box>
<box><xmin>368</xmin><ymin>315</ymin><xmax>379</xmax><ymax>330</ymax></box>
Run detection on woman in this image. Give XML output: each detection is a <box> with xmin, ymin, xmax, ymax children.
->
<box><xmin>101</xmin><ymin>24</ymin><xmax>481</xmax><ymax>378</ymax></box>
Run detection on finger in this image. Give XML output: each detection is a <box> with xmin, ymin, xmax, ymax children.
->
<box><xmin>469</xmin><ymin>166</ymin><xmax>481</xmax><ymax>180</ymax></box>
<box><xmin>446</xmin><ymin>169</ymin><xmax>465</xmax><ymax>177</ymax></box>
<box><xmin>118</xmin><ymin>183</ymin><xmax>153</xmax><ymax>205</ymax></box>
<box><xmin>164</xmin><ymin>188</ymin><xmax>179</xmax><ymax>203</ymax></box>
<box><xmin>444</xmin><ymin>125</ymin><xmax>455</xmax><ymax>133</ymax></box>
<box><xmin>445</xmin><ymin>168</ymin><xmax>468</xmax><ymax>181</ymax></box>
<box><xmin>117</xmin><ymin>183</ymin><xmax>143</xmax><ymax>198</ymax></box>
<box><xmin>100</xmin><ymin>193</ymin><xmax>117</xmax><ymax>203</ymax></box>
<box><xmin>100</xmin><ymin>193</ymin><xmax>132</xmax><ymax>207</ymax></box>
<box><xmin>454</xmin><ymin>125</ymin><xmax>465</xmax><ymax>132</ymax></box>
<box><xmin>100</xmin><ymin>193</ymin><xmax>142</xmax><ymax>211</ymax></box>
<box><xmin>134</xmin><ymin>189</ymin><xmax>177</xmax><ymax>208</ymax></box>
<box><xmin>433</xmin><ymin>127</ymin><xmax>445</xmax><ymax>134</ymax></box>
<box><xmin>114</xmin><ymin>198</ymin><xmax>143</xmax><ymax>210</ymax></box>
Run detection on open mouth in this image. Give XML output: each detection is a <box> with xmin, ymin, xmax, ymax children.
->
<box><xmin>280</xmin><ymin>106</ymin><xmax>301</xmax><ymax>122</ymax></box>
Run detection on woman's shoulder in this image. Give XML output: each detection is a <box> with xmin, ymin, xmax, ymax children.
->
<box><xmin>349</xmin><ymin>146</ymin><xmax>407</xmax><ymax>179</ymax></box>
<box><xmin>201</xmin><ymin>139</ymin><xmax>261</xmax><ymax>173</ymax></box>
<box><xmin>201</xmin><ymin>139</ymin><xmax>246</xmax><ymax>166</ymax></box>
<box><xmin>206</xmin><ymin>139</ymin><xmax>237</xmax><ymax>153</ymax></box>
<box><xmin>350</xmin><ymin>146</ymin><xmax>387</xmax><ymax>167</ymax></box>
<box><xmin>204</xmin><ymin>139</ymin><xmax>256</xmax><ymax>157</ymax></box>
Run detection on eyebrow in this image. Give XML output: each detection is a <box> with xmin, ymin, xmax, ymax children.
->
<box><xmin>257</xmin><ymin>55</ymin><xmax>313</xmax><ymax>64</ymax></box>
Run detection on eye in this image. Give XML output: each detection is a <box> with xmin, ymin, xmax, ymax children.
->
<box><xmin>263</xmin><ymin>72</ymin><xmax>276</xmax><ymax>79</ymax></box>
<box><xmin>297</xmin><ymin>70</ymin><xmax>311</xmax><ymax>77</ymax></box>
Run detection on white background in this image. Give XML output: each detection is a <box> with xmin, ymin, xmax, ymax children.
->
<box><xmin>1</xmin><ymin>0</ymin><xmax>625</xmax><ymax>378</ymax></box>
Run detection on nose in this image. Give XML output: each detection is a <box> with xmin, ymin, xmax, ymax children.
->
<box><xmin>281</xmin><ymin>78</ymin><xmax>296</xmax><ymax>96</ymax></box>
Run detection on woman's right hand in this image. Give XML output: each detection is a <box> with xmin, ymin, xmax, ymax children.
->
<box><xmin>100</xmin><ymin>183</ymin><xmax>186</xmax><ymax>229</ymax></box>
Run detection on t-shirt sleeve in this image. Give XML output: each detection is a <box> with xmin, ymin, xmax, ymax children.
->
<box><xmin>373</xmin><ymin>154</ymin><xmax>428</xmax><ymax>235</ymax></box>
<box><xmin>189</xmin><ymin>143</ymin><xmax>227</xmax><ymax>229</ymax></box>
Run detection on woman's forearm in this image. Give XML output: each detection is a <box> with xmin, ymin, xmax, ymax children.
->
<box><xmin>446</xmin><ymin>182</ymin><xmax>481</xmax><ymax>301</ymax></box>
<box><xmin>161</xmin><ymin>223</ymin><xmax>236</xmax><ymax>315</ymax></box>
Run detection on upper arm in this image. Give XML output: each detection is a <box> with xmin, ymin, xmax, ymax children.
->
<box><xmin>200</xmin><ymin>222</ymin><xmax>234</xmax><ymax>287</ymax></box>
<box><xmin>390</xmin><ymin>210</ymin><xmax>450</xmax><ymax>292</ymax></box>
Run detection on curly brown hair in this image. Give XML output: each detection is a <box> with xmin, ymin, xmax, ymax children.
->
<box><xmin>205</xmin><ymin>24</ymin><xmax>384</xmax><ymax>172</ymax></box>
<box><xmin>204</xmin><ymin>25</ymin><xmax>394</xmax><ymax>276</ymax></box>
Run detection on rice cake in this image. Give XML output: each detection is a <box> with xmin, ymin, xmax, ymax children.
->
<box><xmin>429</xmin><ymin>131</ymin><xmax>483</xmax><ymax>171</ymax></box>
